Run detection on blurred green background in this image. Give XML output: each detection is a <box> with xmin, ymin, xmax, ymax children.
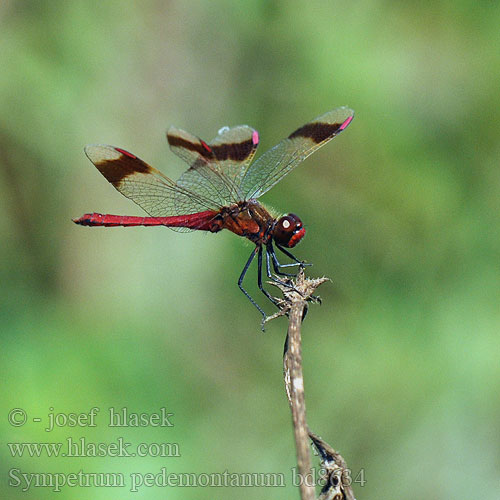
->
<box><xmin>1</xmin><ymin>1</ymin><xmax>499</xmax><ymax>499</ymax></box>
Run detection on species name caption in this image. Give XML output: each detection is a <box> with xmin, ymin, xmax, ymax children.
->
<box><xmin>8</xmin><ymin>467</ymin><xmax>368</xmax><ymax>492</ymax></box>
<box><xmin>7</xmin><ymin>407</ymin><xmax>368</xmax><ymax>492</ymax></box>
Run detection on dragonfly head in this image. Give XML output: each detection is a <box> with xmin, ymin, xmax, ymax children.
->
<box><xmin>273</xmin><ymin>213</ymin><xmax>305</xmax><ymax>248</ymax></box>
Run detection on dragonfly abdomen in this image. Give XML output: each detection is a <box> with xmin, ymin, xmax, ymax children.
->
<box><xmin>73</xmin><ymin>211</ymin><xmax>220</xmax><ymax>229</ymax></box>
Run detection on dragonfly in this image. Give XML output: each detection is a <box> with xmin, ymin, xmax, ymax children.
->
<box><xmin>74</xmin><ymin>106</ymin><xmax>354</xmax><ymax>328</ymax></box>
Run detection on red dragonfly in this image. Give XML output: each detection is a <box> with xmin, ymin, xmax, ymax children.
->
<box><xmin>74</xmin><ymin>107</ymin><xmax>354</xmax><ymax>327</ymax></box>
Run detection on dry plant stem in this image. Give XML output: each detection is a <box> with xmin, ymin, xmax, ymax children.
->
<box><xmin>309</xmin><ymin>431</ymin><xmax>356</xmax><ymax>500</ymax></box>
<box><xmin>284</xmin><ymin>297</ymin><xmax>315</xmax><ymax>500</ymax></box>
<box><xmin>275</xmin><ymin>270</ymin><xmax>356</xmax><ymax>500</ymax></box>
<box><xmin>273</xmin><ymin>270</ymin><xmax>327</xmax><ymax>500</ymax></box>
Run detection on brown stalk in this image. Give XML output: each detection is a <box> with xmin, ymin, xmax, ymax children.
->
<box><xmin>268</xmin><ymin>270</ymin><xmax>356</xmax><ymax>500</ymax></box>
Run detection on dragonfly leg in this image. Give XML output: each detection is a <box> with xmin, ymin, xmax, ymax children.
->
<box><xmin>275</xmin><ymin>243</ymin><xmax>312</xmax><ymax>267</ymax></box>
<box><xmin>267</xmin><ymin>243</ymin><xmax>297</xmax><ymax>277</ymax></box>
<box><xmin>257</xmin><ymin>246</ymin><xmax>282</xmax><ymax>307</ymax></box>
<box><xmin>275</xmin><ymin>244</ymin><xmax>321</xmax><ymax>304</ymax></box>
<box><xmin>238</xmin><ymin>246</ymin><xmax>268</xmax><ymax>330</ymax></box>
<box><xmin>266</xmin><ymin>245</ymin><xmax>297</xmax><ymax>286</ymax></box>
<box><xmin>265</xmin><ymin>245</ymin><xmax>306</xmax><ymax>299</ymax></box>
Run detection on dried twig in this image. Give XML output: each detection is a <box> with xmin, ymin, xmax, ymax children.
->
<box><xmin>309</xmin><ymin>431</ymin><xmax>356</xmax><ymax>500</ymax></box>
<box><xmin>270</xmin><ymin>269</ymin><xmax>356</xmax><ymax>500</ymax></box>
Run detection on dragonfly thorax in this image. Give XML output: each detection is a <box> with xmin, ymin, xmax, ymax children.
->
<box><xmin>214</xmin><ymin>200</ymin><xmax>272</xmax><ymax>244</ymax></box>
<box><xmin>216</xmin><ymin>202</ymin><xmax>306</xmax><ymax>248</ymax></box>
<box><xmin>213</xmin><ymin>200</ymin><xmax>305</xmax><ymax>247</ymax></box>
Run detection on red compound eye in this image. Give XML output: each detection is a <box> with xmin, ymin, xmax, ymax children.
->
<box><xmin>273</xmin><ymin>213</ymin><xmax>305</xmax><ymax>248</ymax></box>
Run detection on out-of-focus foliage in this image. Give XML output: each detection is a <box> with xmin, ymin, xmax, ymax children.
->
<box><xmin>1</xmin><ymin>1</ymin><xmax>499</xmax><ymax>499</ymax></box>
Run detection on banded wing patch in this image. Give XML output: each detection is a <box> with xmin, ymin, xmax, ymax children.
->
<box><xmin>167</xmin><ymin>124</ymin><xmax>259</xmax><ymax>205</ymax></box>
<box><xmin>210</xmin><ymin>125</ymin><xmax>259</xmax><ymax>190</ymax></box>
<box><xmin>84</xmin><ymin>145</ymin><xmax>221</xmax><ymax>231</ymax></box>
<box><xmin>239</xmin><ymin>106</ymin><xmax>354</xmax><ymax>200</ymax></box>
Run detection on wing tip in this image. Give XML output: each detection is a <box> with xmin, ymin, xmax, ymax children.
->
<box><xmin>84</xmin><ymin>144</ymin><xmax>131</xmax><ymax>164</ymax></box>
<box><xmin>252</xmin><ymin>130</ymin><xmax>259</xmax><ymax>145</ymax></box>
<box><xmin>166</xmin><ymin>125</ymin><xmax>181</xmax><ymax>137</ymax></box>
<box><xmin>84</xmin><ymin>144</ymin><xmax>110</xmax><ymax>159</ymax></box>
<box><xmin>339</xmin><ymin>114</ymin><xmax>354</xmax><ymax>131</ymax></box>
<box><xmin>336</xmin><ymin>105</ymin><xmax>355</xmax><ymax>116</ymax></box>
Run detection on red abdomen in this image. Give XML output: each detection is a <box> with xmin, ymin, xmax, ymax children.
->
<box><xmin>73</xmin><ymin>211</ymin><xmax>219</xmax><ymax>230</ymax></box>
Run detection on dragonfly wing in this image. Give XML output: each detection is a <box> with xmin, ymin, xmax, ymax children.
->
<box><xmin>239</xmin><ymin>107</ymin><xmax>354</xmax><ymax>200</ymax></box>
<box><xmin>209</xmin><ymin>125</ymin><xmax>259</xmax><ymax>193</ymax></box>
<box><xmin>167</xmin><ymin>125</ymin><xmax>258</xmax><ymax>205</ymax></box>
<box><xmin>84</xmin><ymin>145</ymin><xmax>222</xmax><ymax>232</ymax></box>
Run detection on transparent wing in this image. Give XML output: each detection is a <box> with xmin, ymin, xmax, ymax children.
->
<box><xmin>84</xmin><ymin>145</ymin><xmax>222</xmax><ymax>232</ymax></box>
<box><xmin>239</xmin><ymin>107</ymin><xmax>354</xmax><ymax>200</ymax></box>
<box><xmin>209</xmin><ymin>125</ymin><xmax>260</xmax><ymax>191</ymax></box>
<box><xmin>167</xmin><ymin>124</ymin><xmax>259</xmax><ymax>205</ymax></box>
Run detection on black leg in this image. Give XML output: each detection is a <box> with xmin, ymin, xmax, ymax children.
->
<box><xmin>266</xmin><ymin>246</ymin><xmax>297</xmax><ymax>288</ymax></box>
<box><xmin>267</xmin><ymin>243</ymin><xmax>298</xmax><ymax>277</ymax></box>
<box><xmin>265</xmin><ymin>244</ymin><xmax>306</xmax><ymax>300</ymax></box>
<box><xmin>238</xmin><ymin>247</ymin><xmax>267</xmax><ymax>323</ymax></box>
<box><xmin>257</xmin><ymin>246</ymin><xmax>281</xmax><ymax>307</ymax></box>
<box><xmin>275</xmin><ymin>245</ymin><xmax>320</xmax><ymax>306</ymax></box>
<box><xmin>238</xmin><ymin>245</ymin><xmax>310</xmax><ymax>330</ymax></box>
<box><xmin>276</xmin><ymin>243</ymin><xmax>312</xmax><ymax>266</ymax></box>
